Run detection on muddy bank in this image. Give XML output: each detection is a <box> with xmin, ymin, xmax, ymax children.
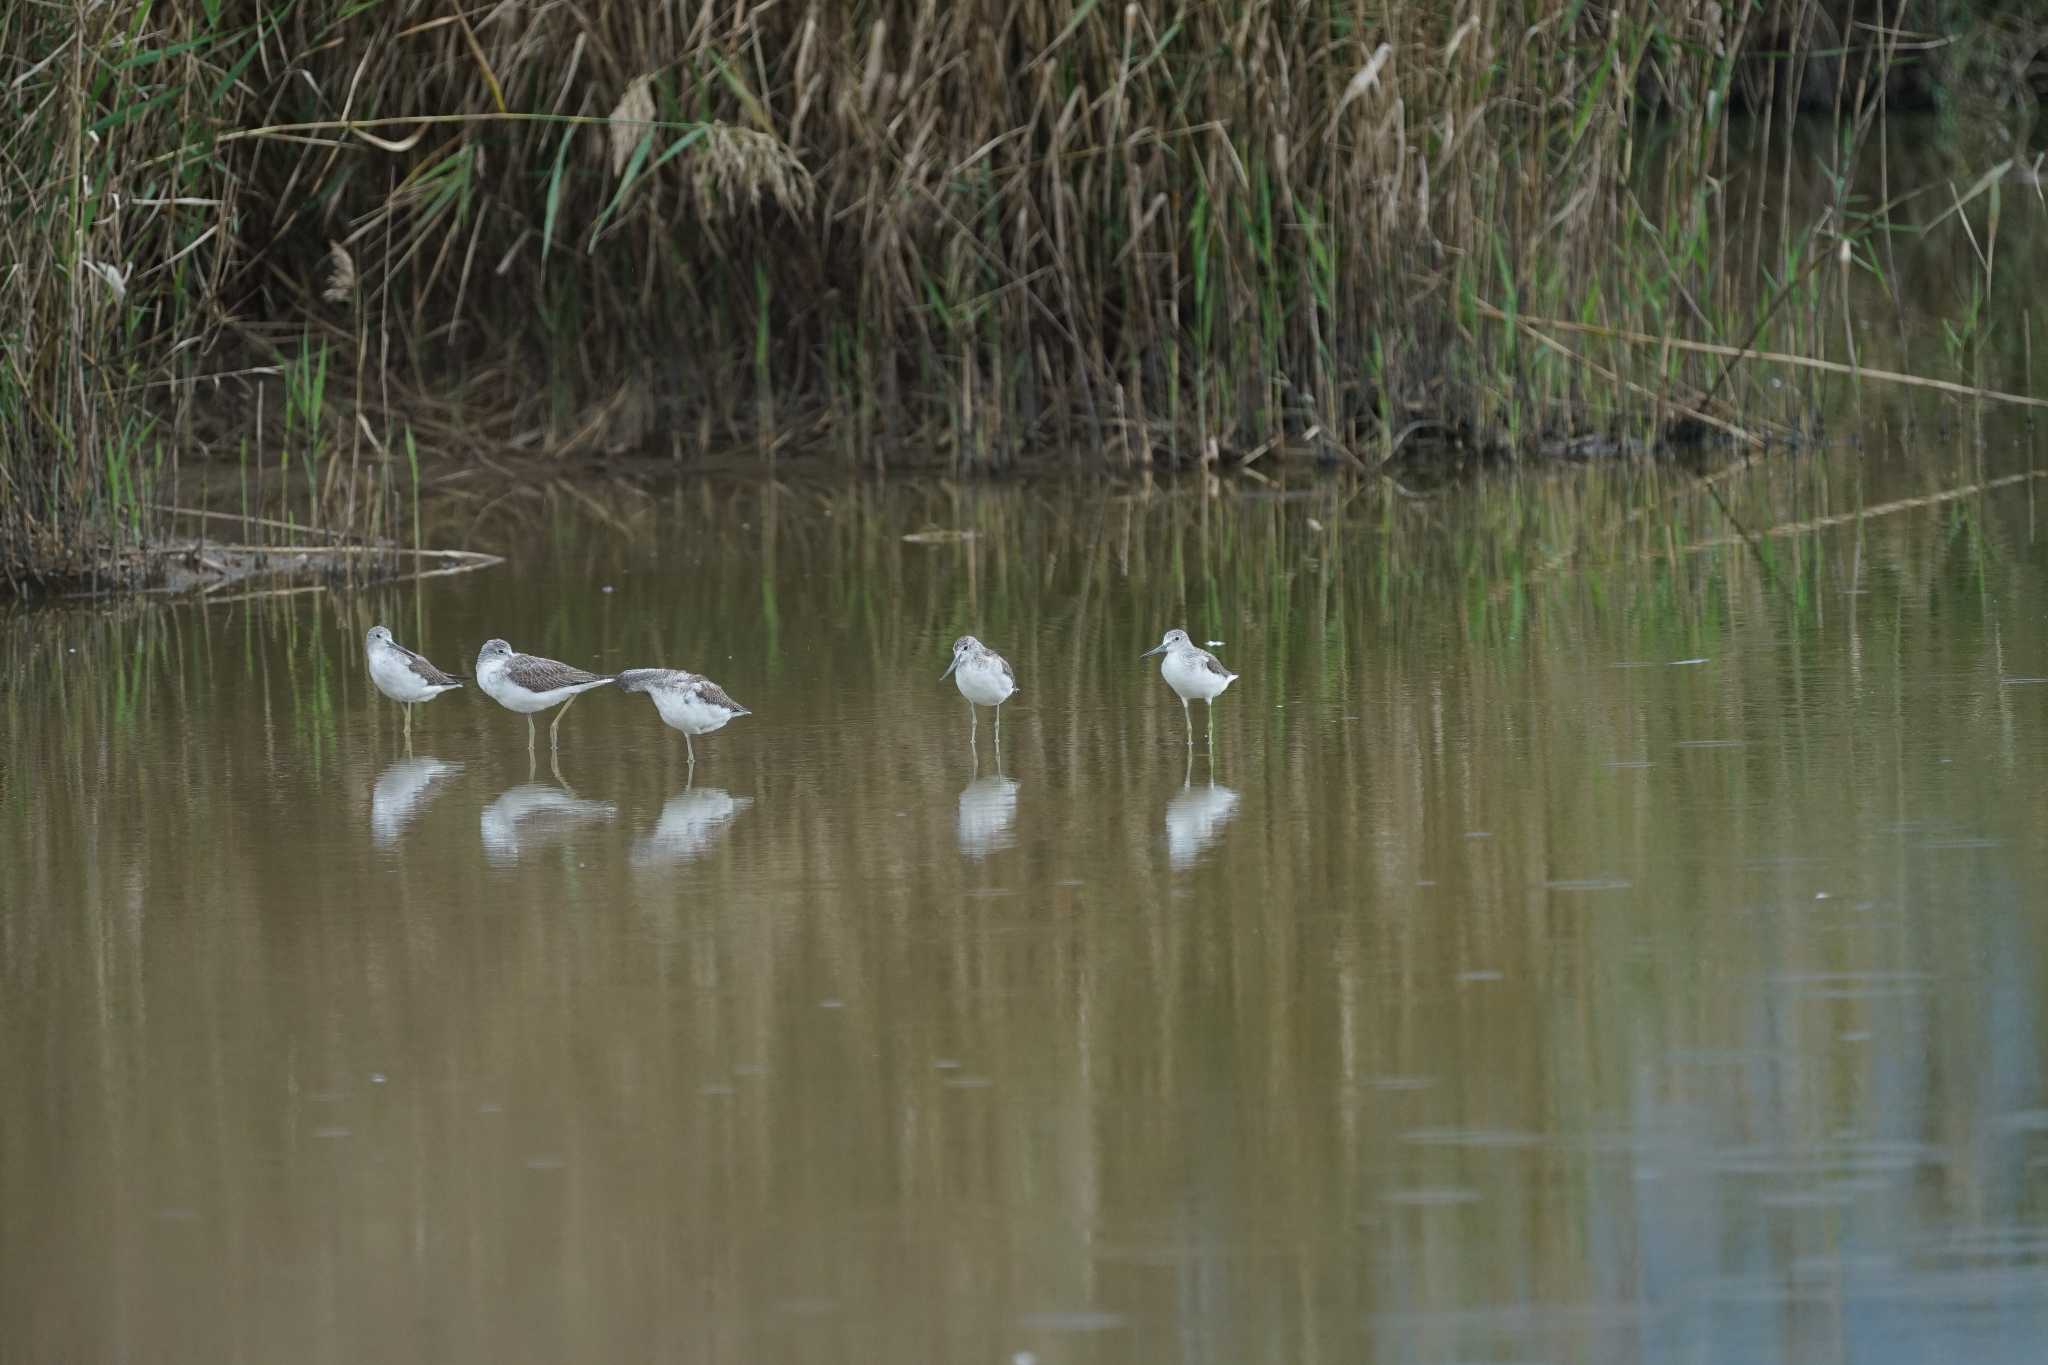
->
<box><xmin>41</xmin><ymin>538</ymin><xmax>500</xmax><ymax>604</ymax></box>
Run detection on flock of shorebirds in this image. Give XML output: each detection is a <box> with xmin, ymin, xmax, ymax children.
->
<box><xmin>364</xmin><ymin>625</ymin><xmax>1241</xmax><ymax>759</ymax></box>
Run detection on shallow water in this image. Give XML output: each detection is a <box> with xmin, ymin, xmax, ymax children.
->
<box><xmin>9</xmin><ymin>459</ymin><xmax>2048</xmax><ymax>1362</ymax></box>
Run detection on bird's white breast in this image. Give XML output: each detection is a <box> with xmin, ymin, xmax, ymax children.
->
<box><xmin>953</xmin><ymin>657</ymin><xmax>1015</xmax><ymax>707</ymax></box>
<box><xmin>475</xmin><ymin>655</ymin><xmax>552</xmax><ymax>712</ymax></box>
<box><xmin>474</xmin><ymin>656</ymin><xmax>510</xmax><ymax>701</ymax></box>
<box><xmin>1161</xmin><ymin>649</ymin><xmax>1233</xmax><ymax>702</ymax></box>
<box><xmin>652</xmin><ymin>688</ymin><xmax>736</xmax><ymax>736</ymax></box>
<box><xmin>368</xmin><ymin>646</ymin><xmax>439</xmax><ymax>703</ymax></box>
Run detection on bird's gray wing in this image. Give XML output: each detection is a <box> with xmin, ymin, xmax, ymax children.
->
<box><xmin>506</xmin><ymin>653</ymin><xmax>611</xmax><ymax>691</ymax></box>
<box><xmin>400</xmin><ymin>645</ymin><xmax>464</xmax><ymax>687</ymax></box>
<box><xmin>616</xmin><ymin>667</ymin><xmax>683</xmax><ymax>694</ymax></box>
<box><xmin>690</xmin><ymin>678</ymin><xmax>750</xmax><ymax>715</ymax></box>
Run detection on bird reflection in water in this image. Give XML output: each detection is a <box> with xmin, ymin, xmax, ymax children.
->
<box><xmin>956</xmin><ymin>775</ymin><xmax>1021</xmax><ymax>858</ymax></box>
<box><xmin>631</xmin><ymin>788</ymin><xmax>752</xmax><ymax>868</ymax></box>
<box><xmin>480</xmin><ymin>780</ymin><xmax>617</xmax><ymax>864</ymax></box>
<box><xmin>1165</xmin><ymin>754</ymin><xmax>1239</xmax><ymax>869</ymax></box>
<box><xmin>370</xmin><ymin>757</ymin><xmax>463</xmax><ymax>847</ymax></box>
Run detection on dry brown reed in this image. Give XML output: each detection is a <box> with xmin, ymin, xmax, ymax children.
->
<box><xmin>0</xmin><ymin>0</ymin><xmax>2016</xmax><ymax>586</ymax></box>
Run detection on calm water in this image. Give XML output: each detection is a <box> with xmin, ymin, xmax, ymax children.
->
<box><xmin>8</xmin><ymin>460</ymin><xmax>2048</xmax><ymax>1363</ymax></box>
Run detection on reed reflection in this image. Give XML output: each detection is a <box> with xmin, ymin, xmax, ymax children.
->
<box><xmin>11</xmin><ymin>468</ymin><xmax>2048</xmax><ymax>1365</ymax></box>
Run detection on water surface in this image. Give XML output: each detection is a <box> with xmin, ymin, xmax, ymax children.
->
<box><xmin>8</xmin><ymin>458</ymin><xmax>2048</xmax><ymax>1362</ymax></box>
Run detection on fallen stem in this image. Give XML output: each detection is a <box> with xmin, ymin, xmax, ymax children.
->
<box><xmin>1480</xmin><ymin>303</ymin><xmax>2048</xmax><ymax>410</ymax></box>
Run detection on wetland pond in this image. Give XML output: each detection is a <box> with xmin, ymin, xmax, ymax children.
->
<box><xmin>9</xmin><ymin>445</ymin><xmax>2048</xmax><ymax>1363</ymax></box>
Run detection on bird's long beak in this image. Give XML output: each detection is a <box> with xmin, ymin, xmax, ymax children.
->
<box><xmin>1140</xmin><ymin>642</ymin><xmax>1167</xmax><ymax>658</ymax></box>
<box><xmin>940</xmin><ymin>655</ymin><xmax>960</xmax><ymax>681</ymax></box>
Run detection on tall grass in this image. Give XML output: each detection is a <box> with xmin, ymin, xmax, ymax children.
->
<box><xmin>0</xmin><ymin>0</ymin><xmax>2023</xmax><ymax>587</ymax></box>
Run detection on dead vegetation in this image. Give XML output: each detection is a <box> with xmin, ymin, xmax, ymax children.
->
<box><xmin>0</xmin><ymin>0</ymin><xmax>2034</xmax><ymax>589</ymax></box>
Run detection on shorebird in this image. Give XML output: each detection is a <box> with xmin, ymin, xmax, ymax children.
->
<box><xmin>363</xmin><ymin>625</ymin><xmax>464</xmax><ymax>744</ymax></box>
<box><xmin>1142</xmin><ymin>629</ymin><xmax>1238</xmax><ymax>748</ymax></box>
<box><xmin>474</xmin><ymin>638</ymin><xmax>615</xmax><ymax>752</ymax></box>
<box><xmin>616</xmin><ymin>667</ymin><xmax>751</xmax><ymax>765</ymax></box>
<box><xmin>941</xmin><ymin>635</ymin><xmax>1017</xmax><ymax>748</ymax></box>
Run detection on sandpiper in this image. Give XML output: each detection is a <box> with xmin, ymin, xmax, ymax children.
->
<box><xmin>941</xmin><ymin>635</ymin><xmax>1017</xmax><ymax>747</ymax></box>
<box><xmin>616</xmin><ymin>668</ymin><xmax>751</xmax><ymax>764</ymax></box>
<box><xmin>363</xmin><ymin>625</ymin><xmax>464</xmax><ymax>743</ymax></box>
<box><xmin>474</xmin><ymin>638</ymin><xmax>615</xmax><ymax>752</ymax></box>
<box><xmin>1142</xmin><ymin>628</ymin><xmax>1237</xmax><ymax>748</ymax></box>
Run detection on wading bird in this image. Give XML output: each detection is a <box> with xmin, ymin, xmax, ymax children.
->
<box><xmin>941</xmin><ymin>635</ymin><xmax>1018</xmax><ymax>749</ymax></box>
<box><xmin>616</xmin><ymin>667</ymin><xmax>752</xmax><ymax>766</ymax></box>
<box><xmin>474</xmin><ymin>638</ymin><xmax>615</xmax><ymax>753</ymax></box>
<box><xmin>1142</xmin><ymin>628</ymin><xmax>1237</xmax><ymax>749</ymax></box>
<box><xmin>363</xmin><ymin>625</ymin><xmax>464</xmax><ymax>744</ymax></box>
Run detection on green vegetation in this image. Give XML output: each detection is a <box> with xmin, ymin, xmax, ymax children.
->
<box><xmin>0</xmin><ymin>1</ymin><xmax>2037</xmax><ymax>589</ymax></box>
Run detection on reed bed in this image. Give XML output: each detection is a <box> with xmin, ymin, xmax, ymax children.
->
<box><xmin>0</xmin><ymin>0</ymin><xmax>2027</xmax><ymax>588</ymax></box>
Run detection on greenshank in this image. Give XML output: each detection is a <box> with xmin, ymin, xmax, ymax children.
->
<box><xmin>1142</xmin><ymin>628</ymin><xmax>1237</xmax><ymax>748</ymax></box>
<box><xmin>363</xmin><ymin>625</ymin><xmax>464</xmax><ymax>744</ymax></box>
<box><xmin>616</xmin><ymin>668</ymin><xmax>752</xmax><ymax>765</ymax></box>
<box><xmin>941</xmin><ymin>635</ymin><xmax>1017</xmax><ymax>747</ymax></box>
<box><xmin>474</xmin><ymin>638</ymin><xmax>615</xmax><ymax>752</ymax></box>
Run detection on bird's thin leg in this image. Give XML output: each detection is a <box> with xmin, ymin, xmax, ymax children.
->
<box><xmin>526</xmin><ymin>715</ymin><xmax>536</xmax><ymax>754</ymax></box>
<box><xmin>1182</xmin><ymin>698</ymin><xmax>1193</xmax><ymax>747</ymax></box>
<box><xmin>549</xmin><ymin>749</ymin><xmax>566</xmax><ymax>787</ymax></box>
<box><xmin>550</xmin><ymin>693</ymin><xmax>578</xmax><ymax>750</ymax></box>
<box><xmin>1207</xmin><ymin>700</ymin><xmax>1216</xmax><ymax>752</ymax></box>
<box><xmin>994</xmin><ymin>701</ymin><xmax>1002</xmax><ymax>748</ymax></box>
<box><xmin>968</xmin><ymin>702</ymin><xmax>978</xmax><ymax>747</ymax></box>
<box><xmin>403</xmin><ymin>703</ymin><xmax>414</xmax><ymax>750</ymax></box>
<box><xmin>685</xmin><ymin>732</ymin><xmax>696</xmax><ymax>765</ymax></box>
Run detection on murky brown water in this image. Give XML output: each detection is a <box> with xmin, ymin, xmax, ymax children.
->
<box><xmin>9</xmin><ymin>454</ymin><xmax>2048</xmax><ymax>1362</ymax></box>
